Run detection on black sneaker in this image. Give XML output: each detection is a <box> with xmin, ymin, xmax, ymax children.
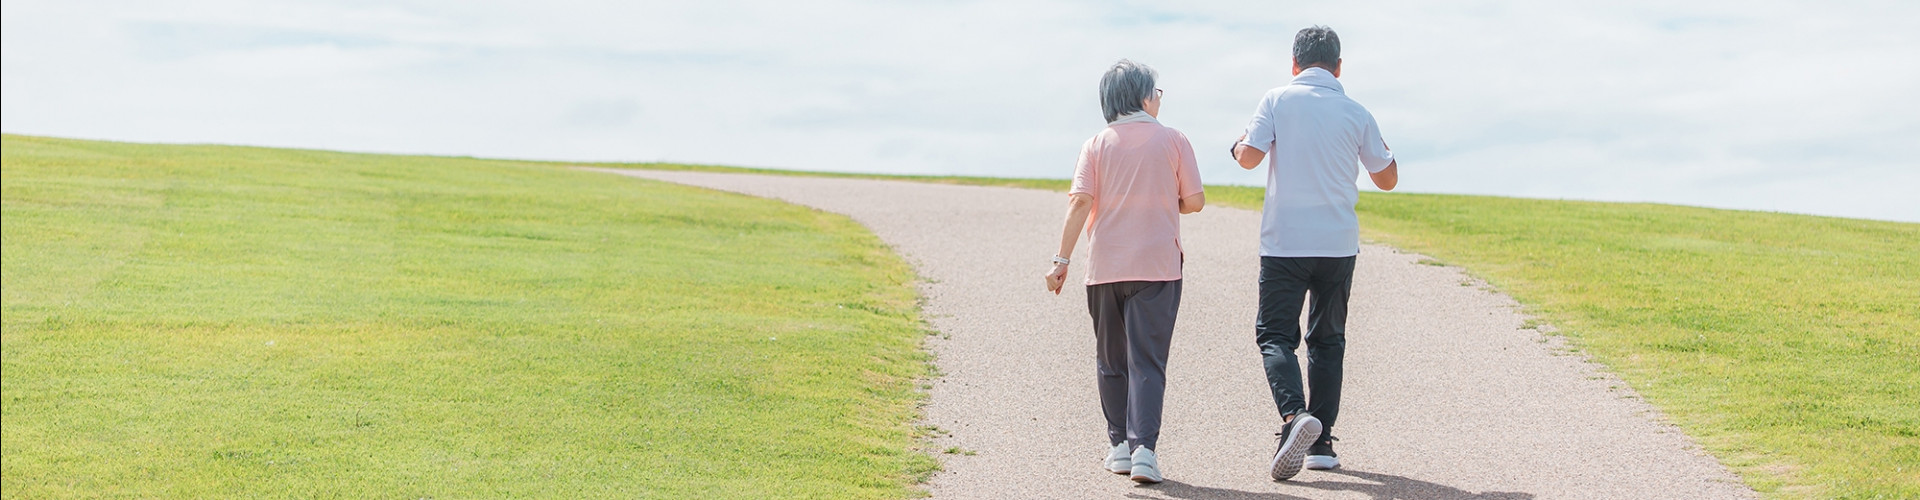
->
<box><xmin>1269</xmin><ymin>414</ymin><xmax>1321</xmax><ymax>481</ymax></box>
<box><xmin>1304</xmin><ymin>435</ymin><xmax>1339</xmax><ymax>470</ymax></box>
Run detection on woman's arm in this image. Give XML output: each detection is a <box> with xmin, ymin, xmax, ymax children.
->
<box><xmin>1045</xmin><ymin>193</ymin><xmax>1095</xmax><ymax>294</ymax></box>
<box><xmin>1179</xmin><ymin>192</ymin><xmax>1206</xmax><ymax>214</ymax></box>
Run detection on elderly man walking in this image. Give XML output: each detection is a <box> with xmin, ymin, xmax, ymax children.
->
<box><xmin>1231</xmin><ymin>26</ymin><xmax>1399</xmax><ymax>481</ymax></box>
<box><xmin>1045</xmin><ymin>59</ymin><xmax>1205</xmax><ymax>484</ymax></box>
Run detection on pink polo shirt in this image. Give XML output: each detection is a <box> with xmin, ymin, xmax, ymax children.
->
<box><xmin>1069</xmin><ymin>113</ymin><xmax>1204</xmax><ymax>286</ymax></box>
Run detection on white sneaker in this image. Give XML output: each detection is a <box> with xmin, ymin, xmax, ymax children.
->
<box><xmin>1304</xmin><ymin>437</ymin><xmax>1340</xmax><ymax>470</ymax></box>
<box><xmin>1270</xmin><ymin>414</ymin><xmax>1321</xmax><ymax>481</ymax></box>
<box><xmin>1303</xmin><ymin>455</ymin><xmax>1340</xmax><ymax>470</ymax></box>
<box><xmin>1129</xmin><ymin>446</ymin><xmax>1163</xmax><ymax>483</ymax></box>
<box><xmin>1105</xmin><ymin>442</ymin><xmax>1132</xmax><ymax>474</ymax></box>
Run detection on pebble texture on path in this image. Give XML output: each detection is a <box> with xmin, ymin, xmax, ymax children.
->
<box><xmin>596</xmin><ymin>169</ymin><xmax>1754</xmax><ymax>500</ymax></box>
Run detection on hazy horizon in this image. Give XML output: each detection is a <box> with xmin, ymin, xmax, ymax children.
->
<box><xmin>5</xmin><ymin>1</ymin><xmax>1916</xmax><ymax>222</ymax></box>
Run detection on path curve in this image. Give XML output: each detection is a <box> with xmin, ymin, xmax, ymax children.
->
<box><xmin>596</xmin><ymin>169</ymin><xmax>1754</xmax><ymax>500</ymax></box>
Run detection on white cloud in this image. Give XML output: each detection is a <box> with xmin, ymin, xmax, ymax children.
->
<box><xmin>4</xmin><ymin>0</ymin><xmax>1915</xmax><ymax>221</ymax></box>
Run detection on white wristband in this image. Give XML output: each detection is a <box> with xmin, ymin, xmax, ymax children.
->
<box><xmin>1052</xmin><ymin>255</ymin><xmax>1071</xmax><ymax>266</ymax></box>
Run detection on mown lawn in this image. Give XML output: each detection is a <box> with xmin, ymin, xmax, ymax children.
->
<box><xmin>602</xmin><ymin>163</ymin><xmax>1920</xmax><ymax>499</ymax></box>
<box><xmin>1345</xmin><ymin>192</ymin><xmax>1919</xmax><ymax>499</ymax></box>
<box><xmin>0</xmin><ymin>135</ymin><xmax>936</xmax><ymax>498</ymax></box>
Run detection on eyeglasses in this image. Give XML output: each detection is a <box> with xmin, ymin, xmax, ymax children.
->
<box><xmin>1154</xmin><ymin>88</ymin><xmax>1164</xmax><ymax>99</ymax></box>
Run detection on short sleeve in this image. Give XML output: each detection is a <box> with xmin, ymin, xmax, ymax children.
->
<box><xmin>1170</xmin><ymin>130</ymin><xmax>1203</xmax><ymax>198</ymax></box>
<box><xmin>1069</xmin><ymin>137</ymin><xmax>1097</xmax><ymax>197</ymax></box>
<box><xmin>1242</xmin><ymin>91</ymin><xmax>1279</xmax><ymax>153</ymax></box>
<box><xmin>1359</xmin><ymin>112</ymin><xmax>1395</xmax><ymax>173</ymax></box>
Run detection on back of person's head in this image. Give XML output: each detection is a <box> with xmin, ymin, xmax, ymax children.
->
<box><xmin>1099</xmin><ymin>59</ymin><xmax>1157</xmax><ymax>123</ymax></box>
<box><xmin>1293</xmin><ymin>26</ymin><xmax>1340</xmax><ymax>70</ymax></box>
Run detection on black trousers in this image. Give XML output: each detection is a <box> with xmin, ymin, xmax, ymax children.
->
<box><xmin>1255</xmin><ymin>256</ymin><xmax>1353</xmax><ymax>443</ymax></box>
<box><xmin>1087</xmin><ymin>279</ymin><xmax>1181</xmax><ymax>451</ymax></box>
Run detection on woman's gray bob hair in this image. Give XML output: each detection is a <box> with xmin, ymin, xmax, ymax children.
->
<box><xmin>1099</xmin><ymin>59</ymin><xmax>1157</xmax><ymax>123</ymax></box>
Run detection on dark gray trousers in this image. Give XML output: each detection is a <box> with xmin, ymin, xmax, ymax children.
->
<box><xmin>1087</xmin><ymin>279</ymin><xmax>1181</xmax><ymax>451</ymax></box>
<box><xmin>1255</xmin><ymin>256</ymin><xmax>1354</xmax><ymax>445</ymax></box>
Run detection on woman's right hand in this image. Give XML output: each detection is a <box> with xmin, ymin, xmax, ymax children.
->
<box><xmin>1044</xmin><ymin>263</ymin><xmax>1069</xmax><ymax>294</ymax></box>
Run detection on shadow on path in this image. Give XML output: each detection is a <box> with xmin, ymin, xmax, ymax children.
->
<box><xmin>1126</xmin><ymin>469</ymin><xmax>1533</xmax><ymax>500</ymax></box>
<box><xmin>1125</xmin><ymin>479</ymin><xmax>1308</xmax><ymax>500</ymax></box>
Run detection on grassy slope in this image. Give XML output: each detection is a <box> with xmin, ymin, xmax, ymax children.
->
<box><xmin>594</xmin><ymin>162</ymin><xmax>1919</xmax><ymax>499</ymax></box>
<box><xmin>0</xmin><ymin>135</ymin><xmax>936</xmax><ymax>498</ymax></box>
<box><xmin>1353</xmin><ymin>194</ymin><xmax>1918</xmax><ymax>499</ymax></box>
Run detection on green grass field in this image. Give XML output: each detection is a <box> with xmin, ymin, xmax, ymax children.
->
<box><xmin>6</xmin><ymin>136</ymin><xmax>1915</xmax><ymax>498</ymax></box>
<box><xmin>0</xmin><ymin>135</ymin><xmax>937</xmax><ymax>498</ymax></box>
<box><xmin>595</xmin><ymin>162</ymin><xmax>1920</xmax><ymax>499</ymax></box>
<box><xmin>1349</xmin><ymin>193</ymin><xmax>1918</xmax><ymax>499</ymax></box>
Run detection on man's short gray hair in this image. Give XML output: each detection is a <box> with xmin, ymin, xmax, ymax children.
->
<box><xmin>1099</xmin><ymin>59</ymin><xmax>1157</xmax><ymax>123</ymax></box>
<box><xmin>1294</xmin><ymin>26</ymin><xmax>1340</xmax><ymax>69</ymax></box>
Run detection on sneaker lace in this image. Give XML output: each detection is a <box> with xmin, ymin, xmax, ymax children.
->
<box><xmin>1310</xmin><ymin>435</ymin><xmax>1339</xmax><ymax>455</ymax></box>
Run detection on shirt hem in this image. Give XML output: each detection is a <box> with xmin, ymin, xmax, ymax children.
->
<box><xmin>1258</xmin><ymin>250</ymin><xmax>1360</xmax><ymax>258</ymax></box>
<box><xmin>1084</xmin><ymin>276</ymin><xmax>1183</xmax><ymax>286</ymax></box>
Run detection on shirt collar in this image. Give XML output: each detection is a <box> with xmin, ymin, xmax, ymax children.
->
<box><xmin>1109</xmin><ymin>111</ymin><xmax>1159</xmax><ymax>127</ymax></box>
<box><xmin>1291</xmin><ymin>67</ymin><xmax>1343</xmax><ymax>93</ymax></box>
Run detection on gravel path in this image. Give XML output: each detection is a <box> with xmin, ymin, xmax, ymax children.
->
<box><xmin>594</xmin><ymin>169</ymin><xmax>1754</xmax><ymax>500</ymax></box>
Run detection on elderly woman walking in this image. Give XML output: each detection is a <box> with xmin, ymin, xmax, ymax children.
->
<box><xmin>1044</xmin><ymin>59</ymin><xmax>1205</xmax><ymax>484</ymax></box>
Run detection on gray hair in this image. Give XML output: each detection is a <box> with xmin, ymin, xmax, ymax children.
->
<box><xmin>1098</xmin><ymin>59</ymin><xmax>1157</xmax><ymax>123</ymax></box>
<box><xmin>1294</xmin><ymin>26</ymin><xmax>1340</xmax><ymax>69</ymax></box>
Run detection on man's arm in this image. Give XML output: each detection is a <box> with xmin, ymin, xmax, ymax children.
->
<box><xmin>1045</xmin><ymin>193</ymin><xmax>1095</xmax><ymax>294</ymax></box>
<box><xmin>1232</xmin><ymin>133</ymin><xmax>1266</xmax><ymax>170</ymax></box>
<box><xmin>1368</xmin><ymin>140</ymin><xmax>1396</xmax><ymax>191</ymax></box>
<box><xmin>1369</xmin><ymin>161</ymin><xmax>1397</xmax><ymax>191</ymax></box>
<box><xmin>1238</xmin><ymin>93</ymin><xmax>1277</xmax><ymax>170</ymax></box>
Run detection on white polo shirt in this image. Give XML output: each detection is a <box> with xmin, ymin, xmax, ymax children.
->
<box><xmin>1241</xmin><ymin>67</ymin><xmax>1395</xmax><ymax>258</ymax></box>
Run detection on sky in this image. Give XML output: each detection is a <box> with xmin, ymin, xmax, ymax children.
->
<box><xmin>4</xmin><ymin>1</ymin><xmax>1917</xmax><ymax>222</ymax></box>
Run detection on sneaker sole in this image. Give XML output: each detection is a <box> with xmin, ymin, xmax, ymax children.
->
<box><xmin>1303</xmin><ymin>455</ymin><xmax>1340</xmax><ymax>470</ymax></box>
<box><xmin>1107</xmin><ymin>464</ymin><xmax>1131</xmax><ymax>475</ymax></box>
<box><xmin>1130</xmin><ymin>469</ymin><xmax>1162</xmax><ymax>484</ymax></box>
<box><xmin>1270</xmin><ymin>416</ymin><xmax>1321</xmax><ymax>481</ymax></box>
